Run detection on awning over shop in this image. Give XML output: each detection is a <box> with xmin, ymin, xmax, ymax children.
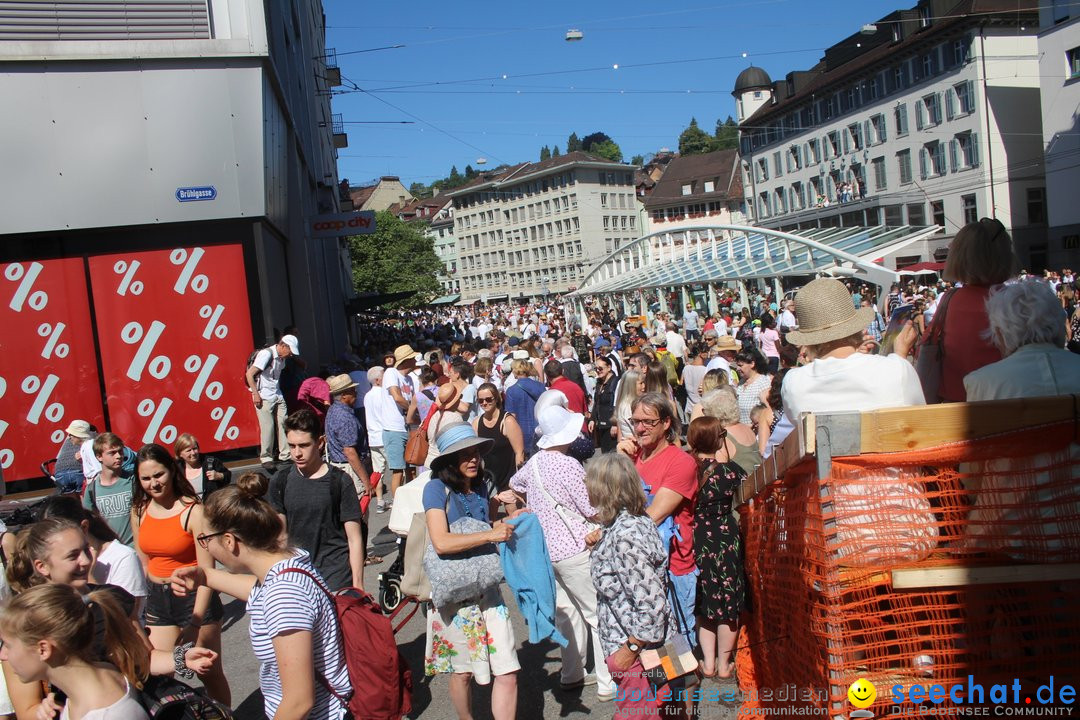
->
<box><xmin>568</xmin><ymin>224</ymin><xmax>943</xmax><ymax>298</ymax></box>
<box><xmin>428</xmin><ymin>293</ymin><xmax>461</xmax><ymax>306</ymax></box>
<box><xmin>898</xmin><ymin>261</ymin><xmax>945</xmax><ymax>274</ymax></box>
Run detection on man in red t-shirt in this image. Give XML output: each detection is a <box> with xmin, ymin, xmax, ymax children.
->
<box><xmin>617</xmin><ymin>392</ymin><xmax>699</xmax><ymax>648</ymax></box>
<box><xmin>544</xmin><ymin>360</ymin><xmax>589</xmax><ymax>432</ymax></box>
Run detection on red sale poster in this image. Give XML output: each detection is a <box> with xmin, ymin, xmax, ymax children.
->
<box><xmin>88</xmin><ymin>245</ymin><xmax>258</xmax><ymax>454</ymax></box>
<box><xmin>0</xmin><ymin>259</ymin><xmax>106</xmax><ymax>482</ymax></box>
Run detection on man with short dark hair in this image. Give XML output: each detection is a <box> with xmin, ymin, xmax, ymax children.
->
<box><xmin>269</xmin><ymin>409</ymin><xmax>366</xmax><ymax>590</ymax></box>
<box><xmin>83</xmin><ymin>432</ymin><xmax>136</xmax><ymax>545</ymax></box>
<box><xmin>544</xmin><ymin>360</ymin><xmax>586</xmax><ymax>416</ymax></box>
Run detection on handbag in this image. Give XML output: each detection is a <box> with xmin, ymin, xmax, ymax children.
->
<box><xmin>531</xmin><ymin>459</ymin><xmax>600</xmax><ymax>537</ymax></box>
<box><xmin>399</xmin><ymin>511</ymin><xmax>432</xmax><ymax>600</ymax></box>
<box><xmin>915</xmin><ymin>288</ymin><xmax>955</xmax><ymax>404</ymax></box>
<box><xmin>403</xmin><ymin>405</ymin><xmax>438</xmax><ymax>467</ymax></box>
<box><xmin>422</xmin><ymin>491</ymin><xmax>504</xmax><ymax>608</ymax></box>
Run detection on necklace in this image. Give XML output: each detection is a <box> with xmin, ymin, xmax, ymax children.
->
<box><xmin>455</xmin><ymin>491</ymin><xmax>476</xmax><ymax>518</ymax></box>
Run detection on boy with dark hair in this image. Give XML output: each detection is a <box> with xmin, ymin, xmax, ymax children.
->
<box><xmin>268</xmin><ymin>409</ymin><xmax>366</xmax><ymax>590</ymax></box>
<box><xmin>82</xmin><ymin>432</ymin><xmax>136</xmax><ymax>545</ymax></box>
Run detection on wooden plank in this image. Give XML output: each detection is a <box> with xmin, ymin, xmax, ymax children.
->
<box><xmin>736</xmin><ymin>413</ymin><xmax>812</xmax><ymax>506</ymax></box>
<box><xmin>857</xmin><ymin>395</ymin><xmax>1077</xmax><ymax>454</ymax></box>
<box><xmin>892</xmin><ymin>563</ymin><xmax>1080</xmax><ymax>589</ymax></box>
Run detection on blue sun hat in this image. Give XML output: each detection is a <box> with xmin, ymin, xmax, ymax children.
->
<box><xmin>429</xmin><ymin>420</ymin><xmax>493</xmax><ymax>472</ymax></box>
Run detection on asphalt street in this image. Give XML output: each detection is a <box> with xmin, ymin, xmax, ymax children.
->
<box><xmin>211</xmin><ymin>494</ymin><xmax>742</xmax><ymax>720</ymax></box>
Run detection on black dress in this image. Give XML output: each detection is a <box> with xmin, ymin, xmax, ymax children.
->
<box><xmin>592</xmin><ymin>374</ymin><xmax>618</xmax><ymax>454</ymax></box>
<box><xmin>693</xmin><ymin>460</ymin><xmax>747</xmax><ymax>624</ymax></box>
<box><xmin>477</xmin><ymin>409</ymin><xmax>515</xmax><ymax>492</ymax></box>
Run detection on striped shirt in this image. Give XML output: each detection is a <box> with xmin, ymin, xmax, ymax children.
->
<box><xmin>248</xmin><ymin>551</ymin><xmax>349</xmax><ymax>720</ymax></box>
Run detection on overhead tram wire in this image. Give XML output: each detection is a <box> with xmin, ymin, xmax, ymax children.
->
<box><xmin>338</xmin><ymin>73</ymin><xmax>509</xmax><ymax>167</ymax></box>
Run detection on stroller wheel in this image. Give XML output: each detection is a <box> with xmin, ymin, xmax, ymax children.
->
<box><xmin>380</xmin><ymin>579</ymin><xmax>402</xmax><ymax>612</ymax></box>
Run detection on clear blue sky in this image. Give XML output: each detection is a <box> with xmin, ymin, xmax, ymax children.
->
<box><xmin>324</xmin><ymin>0</ymin><xmax>904</xmax><ymax>189</ymax></box>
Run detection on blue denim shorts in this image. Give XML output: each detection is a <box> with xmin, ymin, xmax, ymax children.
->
<box><xmin>382</xmin><ymin>430</ymin><xmax>408</xmax><ymax>471</ymax></box>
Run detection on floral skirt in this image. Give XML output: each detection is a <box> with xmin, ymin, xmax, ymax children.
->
<box><xmin>423</xmin><ymin>586</ymin><xmax>520</xmax><ymax>683</ymax></box>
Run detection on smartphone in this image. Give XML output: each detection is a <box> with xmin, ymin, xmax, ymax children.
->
<box><xmin>880</xmin><ymin>304</ymin><xmax>914</xmax><ymax>355</ymax></box>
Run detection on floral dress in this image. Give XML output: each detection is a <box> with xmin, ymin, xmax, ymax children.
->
<box><xmin>424</xmin><ymin>586</ymin><xmax>519</xmax><ymax>683</ymax></box>
<box><xmin>693</xmin><ymin>460</ymin><xmax>747</xmax><ymax>624</ymax></box>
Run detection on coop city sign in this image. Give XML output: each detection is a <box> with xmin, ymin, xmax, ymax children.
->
<box><xmin>308</xmin><ymin>211</ymin><xmax>376</xmax><ymax>238</ymax></box>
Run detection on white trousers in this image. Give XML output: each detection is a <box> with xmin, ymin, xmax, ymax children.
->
<box><xmin>552</xmin><ymin>549</ymin><xmax>615</xmax><ymax>695</ymax></box>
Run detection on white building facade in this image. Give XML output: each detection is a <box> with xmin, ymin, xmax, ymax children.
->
<box><xmin>735</xmin><ymin>0</ymin><xmax>1047</xmax><ymax>269</ymax></box>
<box><xmin>429</xmin><ymin>202</ymin><xmax>459</xmax><ymax>296</ymax></box>
<box><xmin>447</xmin><ymin>152</ymin><xmax>638</xmax><ymax>303</ymax></box>
<box><xmin>1038</xmin><ymin>0</ymin><xmax>1080</xmax><ymax>269</ymax></box>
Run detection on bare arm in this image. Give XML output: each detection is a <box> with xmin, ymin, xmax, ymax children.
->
<box><xmin>345</xmin><ymin>520</ymin><xmax>365</xmax><ymax>590</ymax></box>
<box><xmin>272</xmin><ymin>631</ymin><xmax>317</xmax><ymax>720</ymax></box>
<box><xmin>246</xmin><ymin>365</ymin><xmax>263</xmax><ymax>407</ymax></box>
<box><xmin>187</xmin><ymin>505</ymin><xmax>213</xmax><ymax>627</ymax></box>
<box><xmin>388</xmin><ymin>385</ymin><xmax>409</xmax><ymax>412</ymax></box>
<box><xmin>426</xmin><ymin>508</ymin><xmax>509</xmax><ymax>555</ymax></box>
<box><xmin>645</xmin><ymin>487</ymin><xmax>685</xmax><ymax>526</ymax></box>
<box><xmin>342</xmin><ymin>447</ymin><xmax>371</xmax><ymax>493</ymax></box>
<box><xmin>503</xmin><ymin>414</ymin><xmax>525</xmax><ymax>467</ymax></box>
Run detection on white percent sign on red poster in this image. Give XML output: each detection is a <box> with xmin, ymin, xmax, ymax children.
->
<box><xmin>0</xmin><ymin>259</ymin><xmax>106</xmax><ymax>481</ymax></box>
<box><xmin>88</xmin><ymin>244</ymin><xmax>258</xmax><ymax>454</ymax></box>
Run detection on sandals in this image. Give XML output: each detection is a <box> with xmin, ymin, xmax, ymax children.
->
<box><xmin>364</xmin><ymin>555</ymin><xmax>384</xmax><ymax>566</ymax></box>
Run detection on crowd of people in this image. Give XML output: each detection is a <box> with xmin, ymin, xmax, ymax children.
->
<box><xmin>3</xmin><ymin>217</ymin><xmax>1079</xmax><ymax>720</ymax></box>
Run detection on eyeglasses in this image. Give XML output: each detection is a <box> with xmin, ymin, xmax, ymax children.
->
<box><xmin>477</xmin><ymin>396</ymin><xmax>496</xmax><ymax>405</ymax></box>
<box><xmin>196</xmin><ymin>531</ymin><xmax>227</xmax><ymax>549</ymax></box>
<box><xmin>631</xmin><ymin>417</ymin><xmax>662</xmax><ymax>428</ymax></box>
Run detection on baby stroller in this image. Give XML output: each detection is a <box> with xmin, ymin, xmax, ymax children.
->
<box><xmin>379</xmin><ymin>470</ymin><xmax>432</xmax><ymax>619</ymax></box>
<box><xmin>377</xmin><ymin>535</ymin><xmax>408</xmax><ymax>611</ymax></box>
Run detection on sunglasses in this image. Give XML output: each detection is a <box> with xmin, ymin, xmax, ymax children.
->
<box><xmin>477</xmin><ymin>396</ymin><xmax>497</xmax><ymax>405</ymax></box>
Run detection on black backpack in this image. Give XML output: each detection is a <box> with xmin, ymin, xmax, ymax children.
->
<box><xmin>244</xmin><ymin>346</ymin><xmax>272</xmax><ymax>385</ymax></box>
<box><xmin>138</xmin><ymin>676</ymin><xmax>233</xmax><ymax>720</ymax></box>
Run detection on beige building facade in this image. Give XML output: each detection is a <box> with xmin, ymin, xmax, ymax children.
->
<box><xmin>447</xmin><ymin>152</ymin><xmax>638</xmax><ymax>302</ymax></box>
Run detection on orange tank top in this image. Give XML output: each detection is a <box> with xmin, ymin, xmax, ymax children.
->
<box><xmin>138</xmin><ymin>504</ymin><xmax>197</xmax><ymax>578</ymax></box>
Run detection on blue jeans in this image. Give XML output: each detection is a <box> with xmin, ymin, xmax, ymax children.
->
<box><xmin>668</xmin><ymin>568</ymin><xmax>699</xmax><ymax>648</ymax></box>
<box><xmin>54</xmin><ymin>469</ymin><xmax>84</xmax><ymax>495</ymax></box>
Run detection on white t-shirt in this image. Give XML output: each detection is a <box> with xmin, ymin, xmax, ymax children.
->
<box><xmin>365</xmin><ymin>386</ymin><xmax>406</xmax><ymax>440</ymax></box>
<box><xmin>60</xmin><ymin>680</ymin><xmax>147</xmax><ymax>720</ymax></box>
<box><xmin>683</xmin><ymin>310</ymin><xmax>699</xmax><ymax>331</ymax></box>
<box><xmin>665</xmin><ymin>331</ymin><xmax>686</xmax><ymax>360</ymax></box>
<box><xmin>80</xmin><ymin>438</ymin><xmax>102</xmax><ymax>478</ymax></box>
<box><xmin>382</xmin><ymin>366</ymin><xmax>413</xmax><ymax>405</ymax></box>
<box><xmin>248</xmin><ymin>552</ymin><xmax>349</xmax><ymax>720</ymax></box>
<box><xmin>253</xmin><ymin>347</ymin><xmax>286</xmax><ymax>400</ymax></box>
<box><xmin>91</xmin><ymin>541</ymin><xmax>148</xmax><ymax>601</ymax></box>
<box><xmin>781</xmin><ymin>352</ymin><xmax>925</xmax><ymax>423</ymax></box>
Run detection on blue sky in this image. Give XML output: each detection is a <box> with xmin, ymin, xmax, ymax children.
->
<box><xmin>325</xmin><ymin>0</ymin><xmax>904</xmax><ymax>189</ymax></box>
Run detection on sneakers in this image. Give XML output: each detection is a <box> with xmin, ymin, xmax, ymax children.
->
<box><xmin>376</xmin><ymin>502</ymin><xmax>387</xmax><ymax>514</ymax></box>
<box><xmin>261</xmin><ymin>461</ymin><xmax>276</xmax><ymax>471</ymax></box>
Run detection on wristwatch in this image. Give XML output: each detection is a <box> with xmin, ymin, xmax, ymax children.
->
<box><xmin>625</xmin><ymin>639</ymin><xmax>642</xmax><ymax>653</ymax></box>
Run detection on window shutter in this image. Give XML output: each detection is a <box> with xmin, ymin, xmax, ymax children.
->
<box><xmin>915</xmin><ymin>100</ymin><xmax>925</xmax><ymax>130</ymax></box>
<box><xmin>945</xmin><ymin>89</ymin><xmax>956</xmax><ymax>120</ymax></box>
<box><xmin>965</xmin><ymin>80</ymin><xmax>975</xmax><ymax>114</ymax></box>
<box><xmin>971</xmin><ymin>132</ymin><xmax>980</xmax><ymax>167</ymax></box>
<box><xmin>880</xmin><ymin>117</ymin><xmax>887</xmax><ymax>142</ymax></box>
<box><xmin>933</xmin><ymin>94</ymin><xmax>943</xmax><ymax>124</ymax></box>
<box><xmin>843</xmin><ymin>131</ymin><xmax>851</xmax><ymax>154</ymax></box>
<box><xmin>949</xmin><ymin>140</ymin><xmax>959</xmax><ymax>173</ymax></box>
<box><xmin>919</xmin><ymin>148</ymin><xmax>928</xmax><ymax>180</ymax></box>
<box><xmin>855</xmin><ymin>123</ymin><xmax>864</xmax><ymax>149</ymax></box>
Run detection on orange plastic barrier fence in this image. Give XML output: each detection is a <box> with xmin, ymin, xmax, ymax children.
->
<box><xmin>736</xmin><ymin>399</ymin><xmax>1080</xmax><ymax>719</ymax></box>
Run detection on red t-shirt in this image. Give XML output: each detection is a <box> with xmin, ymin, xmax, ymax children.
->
<box><xmin>636</xmin><ymin>444</ymin><xmax>699</xmax><ymax>576</ymax></box>
<box><xmin>939</xmin><ymin>286</ymin><xmax>1002</xmax><ymax>402</ymax></box>
<box><xmin>551</xmin><ymin>376</ymin><xmax>587</xmax><ymax>415</ymax></box>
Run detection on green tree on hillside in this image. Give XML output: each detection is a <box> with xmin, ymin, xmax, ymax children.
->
<box><xmin>679</xmin><ymin>118</ymin><xmax>714</xmax><ymax>156</ymax></box>
<box><xmin>589</xmin><ymin>139</ymin><xmax>623</xmax><ymax>162</ymax></box>
<box><xmin>540</xmin><ymin>145</ymin><xmax>552</xmax><ymax>161</ymax></box>
<box><xmin>714</xmin><ymin>116</ymin><xmax>739</xmax><ymax>150</ymax></box>
<box><xmin>348</xmin><ymin>211</ymin><xmax>442</xmax><ymax>306</ymax></box>
<box><xmin>566</xmin><ymin>132</ymin><xmax>582</xmax><ymax>152</ymax></box>
<box><xmin>552</xmin><ymin>146</ymin><xmax>561</xmax><ymax>157</ymax></box>
<box><xmin>631</xmin><ymin>154</ymin><xmax>645</xmax><ymax>165</ymax></box>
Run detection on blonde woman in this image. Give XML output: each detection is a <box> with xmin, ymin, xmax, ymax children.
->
<box><xmin>689</xmin><ymin>368</ymin><xmax>731</xmax><ymax>422</ymax></box>
<box><xmin>612</xmin><ymin>369</ymin><xmax>642</xmax><ymax>442</ymax></box>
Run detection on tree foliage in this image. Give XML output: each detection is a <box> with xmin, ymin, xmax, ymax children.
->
<box><xmin>580</xmin><ymin>132</ymin><xmax>612</xmax><ymax>151</ymax></box>
<box><xmin>566</xmin><ymin>132</ymin><xmax>582</xmax><ymax>152</ymax></box>
<box><xmin>678</xmin><ymin>118</ymin><xmax>714</xmax><ymax>156</ymax></box>
<box><xmin>348</xmin><ymin>211</ymin><xmax>442</xmax><ymax>307</ymax></box>
<box><xmin>589</xmin><ymin>139</ymin><xmax>623</xmax><ymax>162</ymax></box>
<box><xmin>714</xmin><ymin>116</ymin><xmax>739</xmax><ymax>150</ymax></box>
<box><xmin>539</xmin><ymin>145</ymin><xmax>551</xmax><ymax>161</ymax></box>
<box><xmin>552</xmin><ymin>146</ymin><xmax>561</xmax><ymax>157</ymax></box>
<box><xmin>630</xmin><ymin>154</ymin><xmax>645</xmax><ymax>165</ymax></box>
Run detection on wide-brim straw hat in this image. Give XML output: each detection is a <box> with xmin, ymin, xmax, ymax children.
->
<box><xmin>786</xmin><ymin>278</ymin><xmax>876</xmax><ymax>346</ymax></box>
<box><xmin>393</xmin><ymin>344</ymin><xmax>417</xmax><ymax>370</ymax></box>
<box><xmin>429</xmin><ymin>420</ymin><xmax>493</xmax><ymax>472</ymax></box>
<box><xmin>714</xmin><ymin>335</ymin><xmax>739</xmax><ymax>352</ymax></box>
<box><xmin>327</xmin><ymin>374</ymin><xmax>358</xmax><ymax>395</ymax></box>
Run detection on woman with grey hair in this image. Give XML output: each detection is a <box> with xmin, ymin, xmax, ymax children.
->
<box><xmin>964</xmin><ymin>279</ymin><xmax>1080</xmax><ymax>400</ymax></box>
<box><xmin>699</xmin><ymin>387</ymin><xmax>761</xmax><ymax>476</ymax></box>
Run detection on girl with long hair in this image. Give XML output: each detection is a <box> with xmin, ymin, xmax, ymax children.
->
<box><xmin>613</xmin><ymin>369</ymin><xmax>642</xmax><ymax>442</ymax></box>
<box><xmin>0</xmin><ymin>584</ymin><xmax>150</xmax><ymax>719</ymax></box>
<box><xmin>130</xmin><ymin>443</ymin><xmax>229</xmax><ymax>705</ymax></box>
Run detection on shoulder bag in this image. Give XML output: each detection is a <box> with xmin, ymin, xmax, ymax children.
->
<box><xmin>915</xmin><ymin>288</ymin><xmax>956</xmax><ymax>404</ymax></box>
<box><xmin>421</xmin><ymin>490</ymin><xmax>504</xmax><ymax>608</ymax></box>
<box><xmin>530</xmin><ymin>458</ymin><xmax>600</xmax><ymax>537</ymax></box>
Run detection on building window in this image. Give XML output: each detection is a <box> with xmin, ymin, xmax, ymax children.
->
<box><xmin>953</xmin><ymin>37</ymin><xmax>970</xmax><ymax>65</ymax></box>
<box><xmin>894</xmin><ymin>64</ymin><xmax>906</xmax><ymax>90</ymax></box>
<box><xmin>704</xmin><ymin>180</ymin><xmax>715</xmax><ymax>193</ymax></box>
<box><xmin>757</xmin><ymin>158</ymin><xmax>769</xmax><ymax>182</ymax></box>
<box><xmin>870</xmin><ymin>114</ymin><xmax>887</xmax><ymax>144</ymax></box>
<box><xmin>931</xmin><ymin>200</ymin><xmax>945</xmax><ymax>227</ymax></box>
<box><xmin>1069</xmin><ymin>47</ymin><xmax>1080</xmax><ymax>78</ymax></box>
<box><xmin>808</xmin><ymin>138</ymin><xmax>821</xmax><ymax>164</ymax></box>
<box><xmin>848</xmin><ymin>123</ymin><xmax>864</xmax><ymax>152</ymax></box>
<box><xmin>827</xmin><ymin>131</ymin><xmax>841</xmax><ymax>158</ymax></box>
<box><xmin>954</xmin><ymin>80</ymin><xmax>975</xmax><ymax>114</ymax></box>
<box><xmin>1027</xmin><ymin>187</ymin><xmax>1046</xmax><ymax>224</ymax></box>
<box><xmin>600</xmin><ymin>193</ymin><xmax>608</xmax><ymax>207</ymax></box>
<box><xmin>952</xmin><ymin>132</ymin><xmax>980</xmax><ymax>170</ymax></box>
<box><xmin>920</xmin><ymin>141</ymin><xmax>946</xmax><ymax>178</ymax></box>
<box><xmin>872</xmin><ymin>157</ymin><xmax>887</xmax><ymax>191</ymax></box>
<box><xmin>894</xmin><ymin>104</ymin><xmax>908</xmax><ymax>137</ymax></box>
<box><xmin>908</xmin><ymin>203</ymin><xmax>927</xmax><ymax>225</ymax></box>
<box><xmin>773</xmin><ymin>151</ymin><xmax>783</xmax><ymax>177</ymax></box>
<box><xmin>962</xmin><ymin>194</ymin><xmax>978</xmax><ymax>224</ymax></box>
<box><xmin>897</xmin><ymin>149</ymin><xmax>913</xmax><ymax>185</ymax></box>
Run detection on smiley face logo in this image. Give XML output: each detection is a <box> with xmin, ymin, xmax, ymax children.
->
<box><xmin>848</xmin><ymin>678</ymin><xmax>877</xmax><ymax>709</ymax></box>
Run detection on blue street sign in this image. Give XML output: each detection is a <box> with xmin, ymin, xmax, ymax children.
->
<box><xmin>176</xmin><ymin>186</ymin><xmax>217</xmax><ymax>202</ymax></box>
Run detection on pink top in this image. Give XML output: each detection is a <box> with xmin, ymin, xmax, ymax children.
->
<box><xmin>760</xmin><ymin>328</ymin><xmax>781</xmax><ymax>358</ymax></box>
<box><xmin>938</xmin><ymin>286</ymin><xmax>1002</xmax><ymax>403</ymax></box>
<box><xmin>510</xmin><ymin>451</ymin><xmax>597</xmax><ymax>562</ymax></box>
<box><xmin>297</xmin><ymin>377</ymin><xmax>331</xmax><ymax>420</ymax></box>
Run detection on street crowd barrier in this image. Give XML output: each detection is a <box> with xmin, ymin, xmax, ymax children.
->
<box><xmin>734</xmin><ymin>396</ymin><xmax>1080</xmax><ymax>717</ymax></box>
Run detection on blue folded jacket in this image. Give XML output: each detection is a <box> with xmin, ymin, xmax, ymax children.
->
<box><xmin>500</xmin><ymin>512</ymin><xmax>568</xmax><ymax>647</ymax></box>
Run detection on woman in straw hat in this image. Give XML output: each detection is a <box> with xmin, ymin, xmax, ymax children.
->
<box><xmin>422</xmin><ymin>421</ymin><xmax>519</xmax><ymax>720</ymax></box>
<box><xmin>781</xmin><ymin>278</ymin><xmax>924</xmax><ymax>422</ymax></box>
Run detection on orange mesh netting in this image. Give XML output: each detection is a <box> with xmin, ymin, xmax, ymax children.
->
<box><xmin>736</xmin><ymin>420</ymin><xmax>1080</xmax><ymax>717</ymax></box>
